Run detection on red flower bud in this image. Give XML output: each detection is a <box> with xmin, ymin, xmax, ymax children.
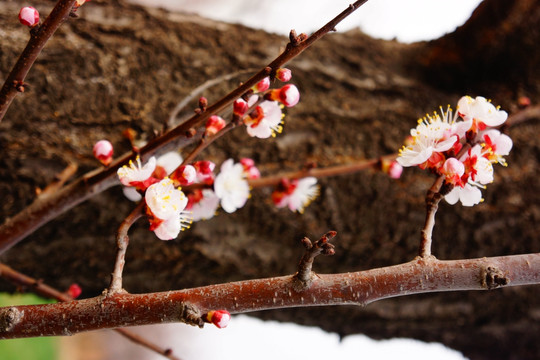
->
<box><xmin>253</xmin><ymin>77</ymin><xmax>270</xmax><ymax>93</ymax></box>
<box><xmin>233</xmin><ymin>99</ymin><xmax>249</xmax><ymax>117</ymax></box>
<box><xmin>276</xmin><ymin>68</ymin><xmax>292</xmax><ymax>82</ymax></box>
<box><xmin>278</xmin><ymin>84</ymin><xmax>300</xmax><ymax>107</ymax></box>
<box><xmin>67</xmin><ymin>283</ymin><xmax>82</xmax><ymax>299</ymax></box>
<box><xmin>205</xmin><ymin>115</ymin><xmax>226</xmax><ymax>136</ymax></box>
<box><xmin>93</xmin><ymin>140</ymin><xmax>114</xmax><ymax>166</ymax></box>
<box><xmin>206</xmin><ymin>310</ymin><xmax>230</xmax><ymax>329</ymax></box>
<box><xmin>18</xmin><ymin>7</ymin><xmax>39</xmax><ymax>27</ymax></box>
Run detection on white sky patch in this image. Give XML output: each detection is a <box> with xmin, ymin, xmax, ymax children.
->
<box><xmin>101</xmin><ymin>315</ymin><xmax>467</xmax><ymax>360</ymax></box>
<box><xmin>129</xmin><ymin>0</ymin><xmax>482</xmax><ymax>43</ymax></box>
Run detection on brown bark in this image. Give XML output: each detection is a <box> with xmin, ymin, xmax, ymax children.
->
<box><xmin>0</xmin><ymin>0</ymin><xmax>539</xmax><ymax>358</ymax></box>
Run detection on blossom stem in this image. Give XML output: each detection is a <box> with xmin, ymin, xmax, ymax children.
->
<box><xmin>0</xmin><ymin>262</ymin><xmax>182</xmax><ymax>360</ymax></box>
<box><xmin>419</xmin><ymin>175</ymin><xmax>445</xmax><ymax>258</ymax></box>
<box><xmin>109</xmin><ymin>201</ymin><xmax>145</xmax><ymax>294</ymax></box>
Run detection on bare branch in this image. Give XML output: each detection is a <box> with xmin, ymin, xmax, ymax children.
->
<box><xmin>0</xmin><ymin>263</ymin><xmax>182</xmax><ymax>360</ymax></box>
<box><xmin>293</xmin><ymin>231</ymin><xmax>337</xmax><ymax>291</ymax></box>
<box><xmin>1</xmin><ymin>253</ymin><xmax>538</xmax><ymax>339</ymax></box>
<box><xmin>108</xmin><ymin>201</ymin><xmax>145</xmax><ymax>294</ymax></box>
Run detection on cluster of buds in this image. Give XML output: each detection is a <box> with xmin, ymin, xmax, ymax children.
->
<box><xmin>271</xmin><ymin>177</ymin><xmax>320</xmax><ymax>213</ymax></box>
<box><xmin>230</xmin><ymin>69</ymin><xmax>300</xmax><ymax>139</ymax></box>
<box><xmin>397</xmin><ymin>96</ymin><xmax>513</xmax><ymax>206</ymax></box>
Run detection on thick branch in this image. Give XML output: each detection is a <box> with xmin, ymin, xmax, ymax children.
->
<box><xmin>0</xmin><ymin>262</ymin><xmax>182</xmax><ymax>360</ymax></box>
<box><xmin>1</xmin><ymin>253</ymin><xmax>538</xmax><ymax>339</ymax></box>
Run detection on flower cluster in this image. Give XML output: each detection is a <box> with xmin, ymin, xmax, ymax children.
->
<box><xmin>397</xmin><ymin>96</ymin><xmax>512</xmax><ymax>206</ymax></box>
<box><xmin>117</xmin><ymin>152</ymin><xmax>192</xmax><ymax>240</ymax></box>
<box><xmin>186</xmin><ymin>158</ymin><xmax>256</xmax><ymax>220</ymax></box>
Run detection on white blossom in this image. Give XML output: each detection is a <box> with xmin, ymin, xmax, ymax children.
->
<box><xmin>214</xmin><ymin>159</ymin><xmax>250</xmax><ymax>213</ymax></box>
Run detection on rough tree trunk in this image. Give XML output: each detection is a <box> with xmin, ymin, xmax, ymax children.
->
<box><xmin>0</xmin><ymin>0</ymin><xmax>539</xmax><ymax>359</ymax></box>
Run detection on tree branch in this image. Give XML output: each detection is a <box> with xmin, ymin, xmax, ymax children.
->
<box><xmin>0</xmin><ymin>0</ymin><xmax>78</xmax><ymax>122</ymax></box>
<box><xmin>0</xmin><ymin>262</ymin><xmax>182</xmax><ymax>360</ymax></box>
<box><xmin>1</xmin><ymin>253</ymin><xmax>538</xmax><ymax>339</ymax></box>
<box><xmin>0</xmin><ymin>0</ymin><xmax>371</xmax><ymax>255</ymax></box>
<box><xmin>108</xmin><ymin>201</ymin><xmax>145</xmax><ymax>294</ymax></box>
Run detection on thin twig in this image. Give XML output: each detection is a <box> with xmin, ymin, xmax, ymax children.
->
<box><xmin>168</xmin><ymin>68</ymin><xmax>256</xmax><ymax>127</ymax></box>
<box><xmin>293</xmin><ymin>231</ymin><xmax>337</xmax><ymax>291</ymax></box>
<box><xmin>37</xmin><ymin>162</ymin><xmax>78</xmax><ymax>198</ymax></box>
<box><xmin>0</xmin><ymin>263</ymin><xmax>182</xmax><ymax>360</ymax></box>
<box><xmin>419</xmin><ymin>175</ymin><xmax>445</xmax><ymax>258</ymax></box>
<box><xmin>1</xmin><ymin>252</ymin><xmax>538</xmax><ymax>339</ymax></box>
<box><xmin>108</xmin><ymin>201</ymin><xmax>145</xmax><ymax>294</ymax></box>
<box><xmin>0</xmin><ymin>0</ymin><xmax>78</xmax><ymax>122</ymax></box>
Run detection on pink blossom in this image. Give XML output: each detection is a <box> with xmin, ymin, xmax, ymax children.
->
<box><xmin>244</xmin><ymin>100</ymin><xmax>283</xmax><ymax>139</ymax></box>
<box><xmin>93</xmin><ymin>140</ymin><xmax>113</xmax><ymax>166</ymax></box>
<box><xmin>272</xmin><ymin>177</ymin><xmax>319</xmax><ymax>213</ymax></box>
<box><xmin>18</xmin><ymin>7</ymin><xmax>39</xmax><ymax>27</ymax></box>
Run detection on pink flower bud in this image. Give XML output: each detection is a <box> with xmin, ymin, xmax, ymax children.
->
<box><xmin>240</xmin><ymin>158</ymin><xmax>260</xmax><ymax>179</ymax></box>
<box><xmin>387</xmin><ymin>161</ymin><xmax>403</xmax><ymax>179</ymax></box>
<box><xmin>276</xmin><ymin>68</ymin><xmax>292</xmax><ymax>82</ymax></box>
<box><xmin>172</xmin><ymin>165</ymin><xmax>197</xmax><ymax>186</ymax></box>
<box><xmin>67</xmin><ymin>283</ymin><xmax>82</xmax><ymax>299</ymax></box>
<box><xmin>206</xmin><ymin>310</ymin><xmax>230</xmax><ymax>329</ymax></box>
<box><xmin>93</xmin><ymin>140</ymin><xmax>114</xmax><ymax>166</ymax></box>
<box><xmin>253</xmin><ymin>77</ymin><xmax>270</xmax><ymax>93</ymax></box>
<box><xmin>233</xmin><ymin>99</ymin><xmax>249</xmax><ymax>117</ymax></box>
<box><xmin>205</xmin><ymin>115</ymin><xmax>226</xmax><ymax>136</ymax></box>
<box><xmin>199</xmin><ymin>96</ymin><xmax>208</xmax><ymax>111</ymax></box>
<box><xmin>278</xmin><ymin>84</ymin><xmax>300</xmax><ymax>107</ymax></box>
<box><xmin>19</xmin><ymin>7</ymin><xmax>39</xmax><ymax>27</ymax></box>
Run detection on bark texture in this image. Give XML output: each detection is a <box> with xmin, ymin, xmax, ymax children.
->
<box><xmin>0</xmin><ymin>0</ymin><xmax>539</xmax><ymax>359</ymax></box>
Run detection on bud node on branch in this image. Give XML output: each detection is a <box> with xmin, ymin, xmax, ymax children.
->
<box><xmin>0</xmin><ymin>307</ymin><xmax>23</xmax><ymax>332</ymax></box>
<box><xmin>481</xmin><ymin>265</ymin><xmax>510</xmax><ymax>290</ymax></box>
<box><xmin>293</xmin><ymin>231</ymin><xmax>337</xmax><ymax>291</ymax></box>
